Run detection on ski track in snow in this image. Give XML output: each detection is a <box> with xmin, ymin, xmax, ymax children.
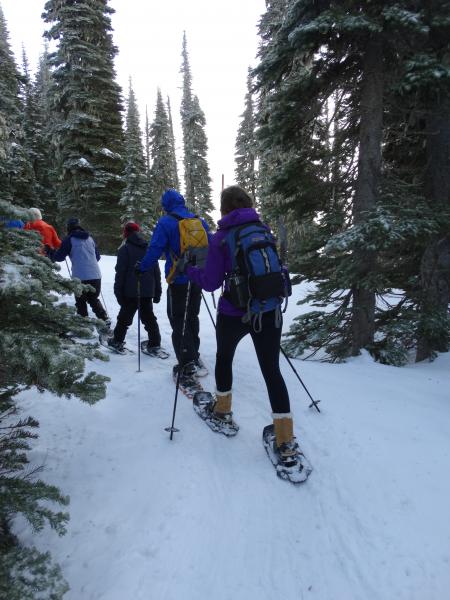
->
<box><xmin>14</xmin><ymin>256</ymin><xmax>450</xmax><ymax>600</ymax></box>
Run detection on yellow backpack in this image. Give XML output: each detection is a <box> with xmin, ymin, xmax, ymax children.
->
<box><xmin>166</xmin><ymin>213</ymin><xmax>208</xmax><ymax>283</ymax></box>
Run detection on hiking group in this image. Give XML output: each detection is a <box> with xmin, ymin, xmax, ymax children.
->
<box><xmin>17</xmin><ymin>186</ymin><xmax>310</xmax><ymax>482</ymax></box>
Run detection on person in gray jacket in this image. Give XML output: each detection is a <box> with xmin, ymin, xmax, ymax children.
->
<box><xmin>53</xmin><ymin>218</ymin><xmax>109</xmax><ymax>324</ymax></box>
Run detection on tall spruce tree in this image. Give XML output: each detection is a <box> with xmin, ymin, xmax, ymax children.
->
<box><xmin>0</xmin><ymin>6</ymin><xmax>35</xmax><ymax>208</ymax></box>
<box><xmin>119</xmin><ymin>80</ymin><xmax>152</xmax><ymax>233</ymax></box>
<box><xmin>42</xmin><ymin>0</ymin><xmax>125</xmax><ymax>252</ymax></box>
<box><xmin>254</xmin><ymin>0</ymin><xmax>446</xmax><ymax>364</ymax></box>
<box><xmin>180</xmin><ymin>32</ymin><xmax>214</xmax><ymax>224</ymax></box>
<box><xmin>166</xmin><ymin>95</ymin><xmax>180</xmax><ymax>190</ymax></box>
<box><xmin>149</xmin><ymin>89</ymin><xmax>179</xmax><ymax>215</ymax></box>
<box><xmin>235</xmin><ymin>68</ymin><xmax>258</xmax><ymax>200</ymax></box>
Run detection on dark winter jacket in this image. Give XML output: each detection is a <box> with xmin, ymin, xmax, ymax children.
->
<box><xmin>114</xmin><ymin>231</ymin><xmax>162</xmax><ymax>303</ymax></box>
<box><xmin>139</xmin><ymin>189</ymin><xmax>209</xmax><ymax>284</ymax></box>
<box><xmin>53</xmin><ymin>227</ymin><xmax>101</xmax><ymax>281</ymax></box>
<box><xmin>187</xmin><ymin>207</ymin><xmax>261</xmax><ymax>317</ymax></box>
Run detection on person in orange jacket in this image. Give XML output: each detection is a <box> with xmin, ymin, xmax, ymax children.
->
<box><xmin>24</xmin><ymin>208</ymin><xmax>62</xmax><ymax>255</ymax></box>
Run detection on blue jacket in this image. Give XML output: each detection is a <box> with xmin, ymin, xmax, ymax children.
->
<box><xmin>140</xmin><ymin>190</ymin><xmax>209</xmax><ymax>284</ymax></box>
<box><xmin>53</xmin><ymin>227</ymin><xmax>101</xmax><ymax>281</ymax></box>
<box><xmin>114</xmin><ymin>232</ymin><xmax>162</xmax><ymax>302</ymax></box>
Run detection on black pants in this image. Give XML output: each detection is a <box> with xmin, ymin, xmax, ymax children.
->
<box><xmin>75</xmin><ymin>279</ymin><xmax>107</xmax><ymax>320</ymax></box>
<box><xmin>114</xmin><ymin>297</ymin><xmax>161</xmax><ymax>345</ymax></box>
<box><xmin>167</xmin><ymin>282</ymin><xmax>201</xmax><ymax>366</ymax></box>
<box><xmin>215</xmin><ymin>311</ymin><xmax>290</xmax><ymax>414</ymax></box>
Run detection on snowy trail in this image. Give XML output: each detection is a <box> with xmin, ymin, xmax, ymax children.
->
<box><xmin>15</xmin><ymin>256</ymin><xmax>450</xmax><ymax>600</ymax></box>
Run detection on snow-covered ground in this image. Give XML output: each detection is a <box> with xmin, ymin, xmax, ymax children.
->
<box><xmin>15</xmin><ymin>256</ymin><xmax>450</xmax><ymax>600</ymax></box>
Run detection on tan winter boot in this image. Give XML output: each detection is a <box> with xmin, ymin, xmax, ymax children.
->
<box><xmin>273</xmin><ymin>413</ymin><xmax>298</xmax><ymax>458</ymax></box>
<box><xmin>213</xmin><ymin>390</ymin><xmax>232</xmax><ymax>422</ymax></box>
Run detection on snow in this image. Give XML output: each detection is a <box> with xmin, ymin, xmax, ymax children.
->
<box><xmin>14</xmin><ymin>256</ymin><xmax>450</xmax><ymax>600</ymax></box>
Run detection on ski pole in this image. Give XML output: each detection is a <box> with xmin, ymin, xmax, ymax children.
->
<box><xmin>65</xmin><ymin>258</ymin><xmax>72</xmax><ymax>277</ymax></box>
<box><xmin>211</xmin><ymin>292</ymin><xmax>216</xmax><ymax>309</ymax></box>
<box><xmin>137</xmin><ymin>275</ymin><xmax>142</xmax><ymax>373</ymax></box>
<box><xmin>201</xmin><ymin>292</ymin><xmax>216</xmax><ymax>329</ymax></box>
<box><xmin>279</xmin><ymin>346</ymin><xmax>321</xmax><ymax>413</ymax></box>
<box><xmin>165</xmin><ymin>280</ymin><xmax>192</xmax><ymax>440</ymax></box>
<box><xmin>100</xmin><ymin>290</ymin><xmax>109</xmax><ymax>318</ymax></box>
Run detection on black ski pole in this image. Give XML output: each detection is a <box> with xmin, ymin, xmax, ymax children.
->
<box><xmin>201</xmin><ymin>292</ymin><xmax>216</xmax><ymax>329</ymax></box>
<box><xmin>165</xmin><ymin>280</ymin><xmax>192</xmax><ymax>440</ymax></box>
<box><xmin>137</xmin><ymin>275</ymin><xmax>142</xmax><ymax>373</ymax></box>
<box><xmin>279</xmin><ymin>346</ymin><xmax>321</xmax><ymax>413</ymax></box>
<box><xmin>211</xmin><ymin>291</ymin><xmax>216</xmax><ymax>309</ymax></box>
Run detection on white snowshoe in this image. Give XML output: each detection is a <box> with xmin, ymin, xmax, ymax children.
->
<box><xmin>262</xmin><ymin>424</ymin><xmax>312</xmax><ymax>484</ymax></box>
<box><xmin>193</xmin><ymin>391</ymin><xmax>239</xmax><ymax>437</ymax></box>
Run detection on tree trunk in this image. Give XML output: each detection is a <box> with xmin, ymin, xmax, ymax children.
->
<box><xmin>351</xmin><ymin>35</ymin><xmax>383</xmax><ymax>356</ymax></box>
<box><xmin>416</xmin><ymin>97</ymin><xmax>450</xmax><ymax>361</ymax></box>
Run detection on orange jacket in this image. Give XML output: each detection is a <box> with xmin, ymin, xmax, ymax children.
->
<box><xmin>25</xmin><ymin>220</ymin><xmax>62</xmax><ymax>250</ymax></box>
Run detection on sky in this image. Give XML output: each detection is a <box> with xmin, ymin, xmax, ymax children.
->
<box><xmin>1</xmin><ymin>0</ymin><xmax>266</xmax><ymax>215</ymax></box>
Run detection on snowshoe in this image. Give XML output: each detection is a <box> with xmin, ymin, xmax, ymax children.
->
<box><xmin>140</xmin><ymin>342</ymin><xmax>170</xmax><ymax>359</ymax></box>
<box><xmin>173</xmin><ymin>363</ymin><xmax>203</xmax><ymax>399</ymax></box>
<box><xmin>99</xmin><ymin>333</ymin><xmax>132</xmax><ymax>355</ymax></box>
<box><xmin>193</xmin><ymin>391</ymin><xmax>239</xmax><ymax>437</ymax></box>
<box><xmin>262</xmin><ymin>424</ymin><xmax>312</xmax><ymax>484</ymax></box>
<box><xmin>193</xmin><ymin>357</ymin><xmax>208</xmax><ymax>377</ymax></box>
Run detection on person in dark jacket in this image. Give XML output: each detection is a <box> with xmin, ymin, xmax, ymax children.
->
<box><xmin>139</xmin><ymin>189</ymin><xmax>209</xmax><ymax>380</ymax></box>
<box><xmin>107</xmin><ymin>222</ymin><xmax>162</xmax><ymax>352</ymax></box>
<box><xmin>186</xmin><ymin>186</ymin><xmax>298</xmax><ymax>462</ymax></box>
<box><xmin>53</xmin><ymin>218</ymin><xmax>108</xmax><ymax>324</ymax></box>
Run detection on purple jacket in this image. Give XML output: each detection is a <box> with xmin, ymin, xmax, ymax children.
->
<box><xmin>187</xmin><ymin>207</ymin><xmax>261</xmax><ymax>317</ymax></box>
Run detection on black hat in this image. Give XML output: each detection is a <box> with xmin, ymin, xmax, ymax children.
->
<box><xmin>67</xmin><ymin>217</ymin><xmax>80</xmax><ymax>233</ymax></box>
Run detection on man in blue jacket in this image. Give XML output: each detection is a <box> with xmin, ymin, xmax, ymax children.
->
<box><xmin>53</xmin><ymin>218</ymin><xmax>109</xmax><ymax>325</ymax></box>
<box><xmin>139</xmin><ymin>189</ymin><xmax>209</xmax><ymax>380</ymax></box>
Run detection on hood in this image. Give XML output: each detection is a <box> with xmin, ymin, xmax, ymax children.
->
<box><xmin>161</xmin><ymin>189</ymin><xmax>186</xmax><ymax>213</ymax></box>
<box><xmin>126</xmin><ymin>231</ymin><xmax>147</xmax><ymax>248</ymax></box>
<box><xmin>69</xmin><ymin>227</ymin><xmax>90</xmax><ymax>240</ymax></box>
<box><xmin>217</xmin><ymin>207</ymin><xmax>260</xmax><ymax>230</ymax></box>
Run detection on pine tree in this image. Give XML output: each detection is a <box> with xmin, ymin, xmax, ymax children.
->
<box><xmin>42</xmin><ymin>0</ymin><xmax>125</xmax><ymax>252</ymax></box>
<box><xmin>235</xmin><ymin>68</ymin><xmax>257</xmax><ymax>200</ymax></box>
<box><xmin>254</xmin><ymin>0</ymin><xmax>444</xmax><ymax>364</ymax></box>
<box><xmin>180</xmin><ymin>32</ymin><xmax>214</xmax><ymax>224</ymax></box>
<box><xmin>0</xmin><ymin>7</ymin><xmax>35</xmax><ymax>208</ymax></box>
<box><xmin>31</xmin><ymin>46</ymin><xmax>59</xmax><ymax>222</ymax></box>
<box><xmin>0</xmin><ymin>156</ymin><xmax>109</xmax><ymax>599</ymax></box>
<box><xmin>166</xmin><ymin>96</ymin><xmax>180</xmax><ymax>190</ymax></box>
<box><xmin>119</xmin><ymin>80</ymin><xmax>152</xmax><ymax>234</ymax></box>
<box><xmin>149</xmin><ymin>89</ymin><xmax>179</xmax><ymax>215</ymax></box>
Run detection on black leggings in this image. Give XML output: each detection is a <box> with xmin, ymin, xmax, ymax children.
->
<box><xmin>215</xmin><ymin>311</ymin><xmax>290</xmax><ymax>414</ymax></box>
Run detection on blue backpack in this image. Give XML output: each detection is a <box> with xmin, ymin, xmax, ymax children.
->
<box><xmin>223</xmin><ymin>221</ymin><xmax>291</xmax><ymax>330</ymax></box>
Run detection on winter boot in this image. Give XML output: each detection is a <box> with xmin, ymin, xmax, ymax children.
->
<box><xmin>107</xmin><ymin>336</ymin><xmax>126</xmax><ymax>354</ymax></box>
<box><xmin>212</xmin><ymin>390</ymin><xmax>233</xmax><ymax>423</ymax></box>
<box><xmin>273</xmin><ymin>413</ymin><xmax>299</xmax><ymax>463</ymax></box>
<box><xmin>194</xmin><ymin>356</ymin><xmax>208</xmax><ymax>377</ymax></box>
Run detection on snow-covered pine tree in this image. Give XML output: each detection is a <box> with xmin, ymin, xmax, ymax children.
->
<box><xmin>180</xmin><ymin>32</ymin><xmax>214</xmax><ymax>225</ymax></box>
<box><xmin>149</xmin><ymin>89</ymin><xmax>179</xmax><ymax>217</ymax></box>
<box><xmin>23</xmin><ymin>45</ymin><xmax>59</xmax><ymax>223</ymax></box>
<box><xmin>235</xmin><ymin>68</ymin><xmax>257</xmax><ymax>201</ymax></box>
<box><xmin>254</xmin><ymin>0</ymin><xmax>441</xmax><ymax>364</ymax></box>
<box><xmin>42</xmin><ymin>0</ymin><xmax>125</xmax><ymax>252</ymax></box>
<box><xmin>0</xmin><ymin>194</ymin><xmax>109</xmax><ymax>595</ymax></box>
<box><xmin>166</xmin><ymin>95</ymin><xmax>180</xmax><ymax>190</ymax></box>
<box><xmin>119</xmin><ymin>80</ymin><xmax>152</xmax><ymax>235</ymax></box>
<box><xmin>0</xmin><ymin>7</ymin><xmax>35</xmax><ymax>208</ymax></box>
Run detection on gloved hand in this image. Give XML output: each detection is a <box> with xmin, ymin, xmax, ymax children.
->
<box><xmin>134</xmin><ymin>260</ymin><xmax>142</xmax><ymax>276</ymax></box>
<box><xmin>153</xmin><ymin>295</ymin><xmax>161</xmax><ymax>304</ymax></box>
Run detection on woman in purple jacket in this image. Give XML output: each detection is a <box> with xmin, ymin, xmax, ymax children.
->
<box><xmin>187</xmin><ymin>186</ymin><xmax>298</xmax><ymax>460</ymax></box>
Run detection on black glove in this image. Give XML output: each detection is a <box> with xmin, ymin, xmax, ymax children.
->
<box><xmin>134</xmin><ymin>260</ymin><xmax>142</xmax><ymax>276</ymax></box>
<box><xmin>153</xmin><ymin>295</ymin><xmax>161</xmax><ymax>304</ymax></box>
